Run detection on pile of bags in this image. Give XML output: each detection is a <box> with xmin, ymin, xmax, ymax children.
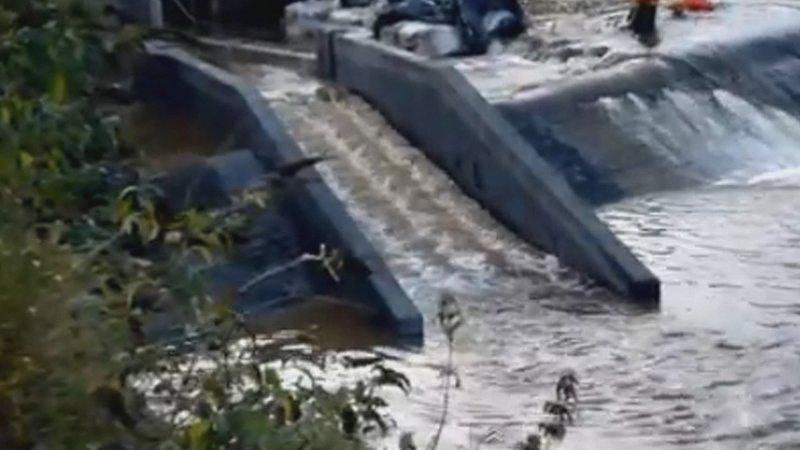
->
<box><xmin>371</xmin><ymin>0</ymin><xmax>525</xmax><ymax>54</ymax></box>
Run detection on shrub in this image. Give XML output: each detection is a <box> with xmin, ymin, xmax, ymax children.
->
<box><xmin>1</xmin><ymin>2</ymin><xmax>399</xmax><ymax>449</ymax></box>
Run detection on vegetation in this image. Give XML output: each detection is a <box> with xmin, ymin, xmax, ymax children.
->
<box><xmin>0</xmin><ymin>1</ymin><xmax>405</xmax><ymax>449</ymax></box>
<box><xmin>0</xmin><ymin>2</ymin><xmax>582</xmax><ymax>449</ymax></box>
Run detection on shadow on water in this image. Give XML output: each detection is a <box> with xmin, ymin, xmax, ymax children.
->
<box><xmin>120</xmin><ymin>101</ymin><xmax>402</xmax><ymax>352</ymax></box>
<box><xmin>119</xmin><ymin>103</ymin><xmax>224</xmax><ymax>167</ymax></box>
<box><xmin>244</xmin><ymin>295</ymin><xmax>398</xmax><ymax>350</ymax></box>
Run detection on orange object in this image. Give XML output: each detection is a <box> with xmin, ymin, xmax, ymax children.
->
<box><xmin>671</xmin><ymin>0</ymin><xmax>715</xmax><ymax>12</ymax></box>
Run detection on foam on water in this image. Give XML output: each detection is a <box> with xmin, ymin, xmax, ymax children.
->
<box><xmin>742</xmin><ymin>166</ymin><xmax>800</xmax><ymax>187</ymax></box>
<box><xmin>598</xmin><ymin>88</ymin><xmax>800</xmax><ymax>185</ymax></box>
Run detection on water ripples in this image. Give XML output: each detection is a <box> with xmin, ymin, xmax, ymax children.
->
<box><xmin>240</xmin><ymin>63</ymin><xmax>800</xmax><ymax>449</ymax></box>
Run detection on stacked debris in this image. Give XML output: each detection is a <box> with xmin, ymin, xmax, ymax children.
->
<box><xmin>285</xmin><ymin>0</ymin><xmax>380</xmax><ymax>39</ymax></box>
<box><xmin>374</xmin><ymin>0</ymin><xmax>525</xmax><ymax>54</ymax></box>
<box><xmin>285</xmin><ymin>0</ymin><xmax>525</xmax><ymax>56</ymax></box>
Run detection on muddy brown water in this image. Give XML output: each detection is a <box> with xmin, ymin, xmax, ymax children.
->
<box><xmin>119</xmin><ymin>103</ymin><xmax>223</xmax><ymax>168</ymax></box>
<box><xmin>231</xmin><ymin>63</ymin><xmax>800</xmax><ymax>449</ymax></box>
<box><xmin>121</xmin><ymin>101</ymin><xmax>394</xmax><ymax>350</ymax></box>
<box><xmin>245</xmin><ymin>295</ymin><xmax>396</xmax><ymax>350</ymax></box>
<box><xmin>134</xmin><ymin>59</ymin><xmax>800</xmax><ymax>448</ymax></box>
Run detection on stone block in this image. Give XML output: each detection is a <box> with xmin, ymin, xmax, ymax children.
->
<box><xmin>285</xmin><ymin>0</ymin><xmax>338</xmax><ymax>39</ymax></box>
<box><xmin>381</xmin><ymin>21</ymin><xmax>465</xmax><ymax>57</ymax></box>
<box><xmin>328</xmin><ymin>7</ymin><xmax>375</xmax><ymax>27</ymax></box>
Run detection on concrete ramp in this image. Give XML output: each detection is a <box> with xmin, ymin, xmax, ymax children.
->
<box><xmin>318</xmin><ymin>30</ymin><xmax>660</xmax><ymax>302</ymax></box>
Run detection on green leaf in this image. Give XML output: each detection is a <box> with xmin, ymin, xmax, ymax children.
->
<box><xmin>184</xmin><ymin>419</ymin><xmax>212</xmax><ymax>450</ymax></box>
<box><xmin>18</xmin><ymin>151</ymin><xmax>34</xmax><ymax>169</ymax></box>
<box><xmin>188</xmin><ymin>244</ymin><xmax>212</xmax><ymax>264</ymax></box>
<box><xmin>0</xmin><ymin>7</ymin><xmax>18</xmax><ymax>32</ymax></box>
<box><xmin>227</xmin><ymin>408</ymin><xmax>286</xmax><ymax>448</ymax></box>
<box><xmin>50</xmin><ymin>70</ymin><xmax>67</xmax><ymax>103</ymax></box>
<box><xmin>202</xmin><ymin>376</ymin><xmax>226</xmax><ymax>406</ymax></box>
<box><xmin>114</xmin><ymin>25</ymin><xmax>143</xmax><ymax>53</ymax></box>
<box><xmin>261</xmin><ymin>367</ymin><xmax>282</xmax><ymax>390</ymax></box>
<box><xmin>0</xmin><ymin>105</ymin><xmax>10</xmax><ymax>126</ymax></box>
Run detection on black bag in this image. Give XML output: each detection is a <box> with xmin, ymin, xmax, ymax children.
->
<box><xmin>456</xmin><ymin>0</ymin><xmax>525</xmax><ymax>53</ymax></box>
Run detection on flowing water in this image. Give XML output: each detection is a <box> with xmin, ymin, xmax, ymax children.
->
<box><xmin>379</xmin><ymin>179</ymin><xmax>800</xmax><ymax>450</ymax></box>
<box><xmin>594</xmin><ymin>180</ymin><xmax>800</xmax><ymax>450</ymax></box>
<box><xmin>231</xmin><ymin>62</ymin><xmax>800</xmax><ymax>448</ymax></box>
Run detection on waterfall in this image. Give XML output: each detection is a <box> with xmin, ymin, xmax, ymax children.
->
<box><xmin>596</xmin><ymin>87</ymin><xmax>800</xmax><ymax>185</ymax></box>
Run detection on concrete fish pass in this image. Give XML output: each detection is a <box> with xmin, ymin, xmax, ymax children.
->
<box><xmin>132</xmin><ymin>1</ymin><xmax>800</xmax><ymax>326</ymax></box>
<box><xmin>315</xmin><ymin>2</ymin><xmax>800</xmax><ymax>303</ymax></box>
<box><xmin>318</xmin><ymin>29</ymin><xmax>661</xmax><ymax>302</ymax></box>
<box><xmin>135</xmin><ymin>43</ymin><xmax>424</xmax><ymax>340</ymax></box>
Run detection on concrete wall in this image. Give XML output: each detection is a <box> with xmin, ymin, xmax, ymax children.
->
<box><xmin>318</xmin><ymin>31</ymin><xmax>660</xmax><ymax>302</ymax></box>
<box><xmin>135</xmin><ymin>43</ymin><xmax>423</xmax><ymax>338</ymax></box>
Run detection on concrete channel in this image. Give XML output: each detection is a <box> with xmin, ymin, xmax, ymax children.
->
<box><xmin>318</xmin><ymin>29</ymin><xmax>661</xmax><ymax>302</ymax></box>
<box><xmin>134</xmin><ymin>43</ymin><xmax>424</xmax><ymax>339</ymax></box>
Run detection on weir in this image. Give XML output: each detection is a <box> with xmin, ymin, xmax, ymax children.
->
<box><xmin>471</xmin><ymin>3</ymin><xmax>800</xmax><ymax>203</ymax></box>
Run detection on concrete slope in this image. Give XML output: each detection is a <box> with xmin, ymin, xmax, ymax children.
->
<box><xmin>236</xmin><ymin>64</ymin><xmax>597</xmax><ymax>313</ymax></box>
<box><xmin>318</xmin><ymin>31</ymin><xmax>660</xmax><ymax>302</ymax></box>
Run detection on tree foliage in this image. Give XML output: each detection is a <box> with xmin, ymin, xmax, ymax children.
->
<box><xmin>0</xmin><ymin>2</ymin><xmax>401</xmax><ymax>449</ymax></box>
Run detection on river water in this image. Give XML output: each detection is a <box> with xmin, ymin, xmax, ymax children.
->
<box><xmin>370</xmin><ymin>175</ymin><xmax>800</xmax><ymax>450</ymax></box>
<box><xmin>229</xmin><ymin>61</ymin><xmax>800</xmax><ymax>448</ymax></box>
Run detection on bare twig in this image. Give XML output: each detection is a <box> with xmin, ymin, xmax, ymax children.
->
<box><xmin>427</xmin><ymin>342</ymin><xmax>454</xmax><ymax>450</ymax></box>
<box><xmin>168</xmin><ymin>0</ymin><xmax>197</xmax><ymax>24</ymax></box>
<box><xmin>238</xmin><ymin>244</ymin><xmax>341</xmax><ymax>294</ymax></box>
<box><xmin>427</xmin><ymin>292</ymin><xmax>464</xmax><ymax>450</ymax></box>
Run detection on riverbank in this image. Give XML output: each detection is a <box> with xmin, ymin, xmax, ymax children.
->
<box><xmin>0</xmin><ymin>3</ymin><xmax>412</xmax><ymax>448</ymax></box>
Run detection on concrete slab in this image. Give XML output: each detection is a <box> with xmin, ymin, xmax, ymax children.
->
<box><xmin>380</xmin><ymin>21</ymin><xmax>466</xmax><ymax>57</ymax></box>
